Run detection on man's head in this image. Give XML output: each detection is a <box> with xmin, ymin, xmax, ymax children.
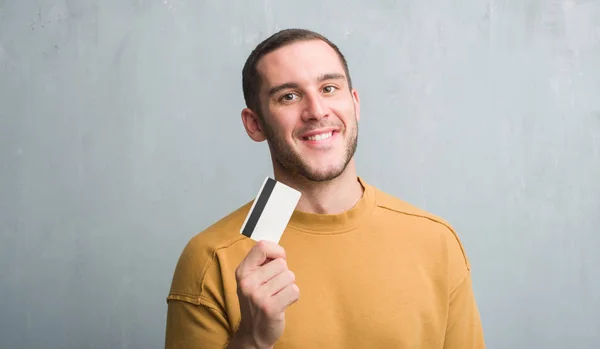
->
<box><xmin>241</xmin><ymin>28</ymin><xmax>360</xmax><ymax>182</ymax></box>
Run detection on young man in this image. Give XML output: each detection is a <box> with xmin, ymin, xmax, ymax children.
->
<box><xmin>165</xmin><ymin>28</ymin><xmax>485</xmax><ymax>349</ymax></box>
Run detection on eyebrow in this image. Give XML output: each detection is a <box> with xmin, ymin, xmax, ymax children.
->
<box><xmin>267</xmin><ymin>73</ymin><xmax>347</xmax><ymax>97</ymax></box>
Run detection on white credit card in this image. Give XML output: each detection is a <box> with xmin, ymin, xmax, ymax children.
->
<box><xmin>240</xmin><ymin>177</ymin><xmax>302</xmax><ymax>244</ymax></box>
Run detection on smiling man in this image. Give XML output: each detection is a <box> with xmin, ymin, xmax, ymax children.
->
<box><xmin>165</xmin><ymin>28</ymin><xmax>485</xmax><ymax>349</ymax></box>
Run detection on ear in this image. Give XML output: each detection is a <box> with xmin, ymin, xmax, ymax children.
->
<box><xmin>351</xmin><ymin>88</ymin><xmax>361</xmax><ymax>122</ymax></box>
<box><xmin>241</xmin><ymin>108</ymin><xmax>267</xmax><ymax>142</ymax></box>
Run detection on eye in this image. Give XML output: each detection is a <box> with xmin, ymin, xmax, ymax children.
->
<box><xmin>323</xmin><ymin>85</ymin><xmax>337</xmax><ymax>94</ymax></box>
<box><xmin>280</xmin><ymin>93</ymin><xmax>298</xmax><ymax>102</ymax></box>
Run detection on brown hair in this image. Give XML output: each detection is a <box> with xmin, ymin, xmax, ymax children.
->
<box><xmin>241</xmin><ymin>28</ymin><xmax>353</xmax><ymax>118</ymax></box>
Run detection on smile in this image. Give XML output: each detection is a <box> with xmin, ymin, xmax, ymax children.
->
<box><xmin>303</xmin><ymin>131</ymin><xmax>334</xmax><ymax>141</ymax></box>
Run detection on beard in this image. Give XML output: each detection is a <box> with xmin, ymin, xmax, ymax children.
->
<box><xmin>260</xmin><ymin>114</ymin><xmax>358</xmax><ymax>182</ymax></box>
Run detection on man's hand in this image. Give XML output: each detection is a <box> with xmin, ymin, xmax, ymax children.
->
<box><xmin>228</xmin><ymin>240</ymin><xmax>300</xmax><ymax>349</ymax></box>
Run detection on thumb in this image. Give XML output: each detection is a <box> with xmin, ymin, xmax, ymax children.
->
<box><xmin>245</xmin><ymin>240</ymin><xmax>287</xmax><ymax>269</ymax></box>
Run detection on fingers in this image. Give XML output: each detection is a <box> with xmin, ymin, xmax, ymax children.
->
<box><xmin>236</xmin><ymin>240</ymin><xmax>287</xmax><ymax>279</ymax></box>
<box><xmin>253</xmin><ymin>240</ymin><xmax>287</xmax><ymax>264</ymax></box>
<box><xmin>263</xmin><ymin>269</ymin><xmax>295</xmax><ymax>297</ymax></box>
<box><xmin>271</xmin><ymin>283</ymin><xmax>300</xmax><ymax>310</ymax></box>
<box><xmin>251</xmin><ymin>274</ymin><xmax>299</xmax><ymax>320</ymax></box>
<box><xmin>232</xmin><ymin>241</ymin><xmax>299</xmax><ymax>347</ymax></box>
<box><xmin>237</xmin><ymin>258</ymin><xmax>290</xmax><ymax>294</ymax></box>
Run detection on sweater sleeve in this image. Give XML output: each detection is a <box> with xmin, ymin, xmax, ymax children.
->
<box><xmin>164</xmin><ymin>233</ymin><xmax>240</xmax><ymax>349</ymax></box>
<box><xmin>442</xmin><ymin>268</ymin><xmax>486</xmax><ymax>348</ymax></box>
<box><xmin>439</xmin><ymin>221</ymin><xmax>486</xmax><ymax>349</ymax></box>
<box><xmin>165</xmin><ymin>297</ymin><xmax>231</xmax><ymax>349</ymax></box>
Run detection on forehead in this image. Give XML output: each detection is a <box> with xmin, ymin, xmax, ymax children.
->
<box><xmin>256</xmin><ymin>40</ymin><xmax>346</xmax><ymax>88</ymax></box>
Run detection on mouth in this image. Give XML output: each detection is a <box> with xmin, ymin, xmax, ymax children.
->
<box><xmin>302</xmin><ymin>131</ymin><xmax>335</xmax><ymax>142</ymax></box>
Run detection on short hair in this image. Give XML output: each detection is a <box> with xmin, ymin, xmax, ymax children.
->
<box><xmin>241</xmin><ymin>28</ymin><xmax>353</xmax><ymax>117</ymax></box>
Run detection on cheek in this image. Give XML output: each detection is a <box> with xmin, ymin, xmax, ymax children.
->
<box><xmin>265</xmin><ymin>111</ymin><xmax>298</xmax><ymax>138</ymax></box>
<box><xmin>331</xmin><ymin>101</ymin><xmax>356</xmax><ymax>123</ymax></box>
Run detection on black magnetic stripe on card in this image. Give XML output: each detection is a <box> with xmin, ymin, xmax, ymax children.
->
<box><xmin>242</xmin><ymin>178</ymin><xmax>276</xmax><ymax>238</ymax></box>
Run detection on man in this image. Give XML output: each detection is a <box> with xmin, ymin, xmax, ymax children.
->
<box><xmin>165</xmin><ymin>28</ymin><xmax>485</xmax><ymax>349</ymax></box>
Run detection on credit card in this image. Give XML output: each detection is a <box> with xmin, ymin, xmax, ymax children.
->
<box><xmin>240</xmin><ymin>177</ymin><xmax>302</xmax><ymax>244</ymax></box>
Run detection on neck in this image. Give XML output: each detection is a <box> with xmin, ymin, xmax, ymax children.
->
<box><xmin>272</xmin><ymin>161</ymin><xmax>364</xmax><ymax>215</ymax></box>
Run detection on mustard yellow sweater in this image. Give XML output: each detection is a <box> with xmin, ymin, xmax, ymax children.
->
<box><xmin>165</xmin><ymin>177</ymin><xmax>485</xmax><ymax>348</ymax></box>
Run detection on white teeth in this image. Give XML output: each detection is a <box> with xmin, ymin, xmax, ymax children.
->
<box><xmin>306</xmin><ymin>132</ymin><xmax>333</xmax><ymax>141</ymax></box>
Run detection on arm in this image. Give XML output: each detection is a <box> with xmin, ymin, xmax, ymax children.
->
<box><xmin>164</xmin><ymin>298</ymin><xmax>261</xmax><ymax>349</ymax></box>
<box><xmin>442</xmin><ymin>270</ymin><xmax>486</xmax><ymax>349</ymax></box>
<box><xmin>438</xmin><ymin>221</ymin><xmax>486</xmax><ymax>349</ymax></box>
<box><xmin>164</xmin><ymin>233</ymin><xmax>234</xmax><ymax>349</ymax></box>
<box><xmin>165</xmin><ymin>298</ymin><xmax>231</xmax><ymax>349</ymax></box>
<box><xmin>165</xmin><ymin>240</ymin><xmax>297</xmax><ymax>349</ymax></box>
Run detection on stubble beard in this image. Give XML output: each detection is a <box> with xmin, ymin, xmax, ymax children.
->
<box><xmin>261</xmin><ymin>114</ymin><xmax>359</xmax><ymax>183</ymax></box>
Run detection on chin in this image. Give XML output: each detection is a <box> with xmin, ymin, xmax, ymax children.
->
<box><xmin>300</xmin><ymin>164</ymin><xmax>348</xmax><ymax>182</ymax></box>
<box><xmin>302</xmin><ymin>172</ymin><xmax>342</xmax><ymax>182</ymax></box>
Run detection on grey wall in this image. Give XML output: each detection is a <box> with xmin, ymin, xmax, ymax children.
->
<box><xmin>1</xmin><ymin>0</ymin><xmax>599</xmax><ymax>348</ymax></box>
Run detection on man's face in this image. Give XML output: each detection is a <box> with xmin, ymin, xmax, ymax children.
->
<box><xmin>255</xmin><ymin>40</ymin><xmax>360</xmax><ymax>182</ymax></box>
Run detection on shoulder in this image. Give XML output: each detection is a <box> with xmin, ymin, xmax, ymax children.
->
<box><xmin>372</xmin><ymin>186</ymin><xmax>454</xmax><ymax>232</ymax></box>
<box><xmin>167</xmin><ymin>200</ymin><xmax>254</xmax><ymax>303</ymax></box>
<box><xmin>370</xmin><ymin>184</ymin><xmax>471</xmax><ymax>272</ymax></box>
<box><xmin>180</xmin><ymin>200</ymin><xmax>253</xmax><ymax>265</ymax></box>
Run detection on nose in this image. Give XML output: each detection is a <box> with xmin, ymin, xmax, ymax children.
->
<box><xmin>301</xmin><ymin>93</ymin><xmax>328</xmax><ymax>122</ymax></box>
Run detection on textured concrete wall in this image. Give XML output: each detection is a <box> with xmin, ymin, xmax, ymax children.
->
<box><xmin>1</xmin><ymin>1</ymin><xmax>599</xmax><ymax>348</ymax></box>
